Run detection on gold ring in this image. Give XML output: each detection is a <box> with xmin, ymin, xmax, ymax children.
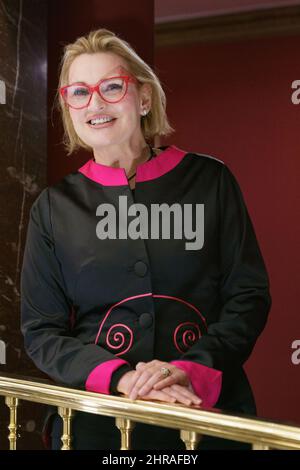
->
<box><xmin>160</xmin><ymin>367</ymin><xmax>171</xmax><ymax>378</ymax></box>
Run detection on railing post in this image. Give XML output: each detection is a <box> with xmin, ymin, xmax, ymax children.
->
<box><xmin>180</xmin><ymin>430</ymin><xmax>202</xmax><ymax>450</ymax></box>
<box><xmin>115</xmin><ymin>417</ymin><xmax>135</xmax><ymax>450</ymax></box>
<box><xmin>5</xmin><ymin>396</ymin><xmax>19</xmax><ymax>450</ymax></box>
<box><xmin>252</xmin><ymin>442</ymin><xmax>271</xmax><ymax>450</ymax></box>
<box><xmin>58</xmin><ymin>407</ymin><xmax>73</xmax><ymax>450</ymax></box>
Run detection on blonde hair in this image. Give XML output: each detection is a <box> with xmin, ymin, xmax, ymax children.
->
<box><xmin>56</xmin><ymin>28</ymin><xmax>175</xmax><ymax>155</ymax></box>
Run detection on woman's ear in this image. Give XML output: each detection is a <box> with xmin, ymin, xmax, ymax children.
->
<box><xmin>139</xmin><ymin>83</ymin><xmax>152</xmax><ymax>111</ymax></box>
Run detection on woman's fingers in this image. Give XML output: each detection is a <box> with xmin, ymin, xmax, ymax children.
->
<box><xmin>128</xmin><ymin>368</ymin><xmax>156</xmax><ymax>399</ymax></box>
<box><xmin>152</xmin><ymin>370</ymin><xmax>188</xmax><ymax>391</ymax></box>
<box><xmin>162</xmin><ymin>386</ymin><xmax>201</xmax><ymax>406</ymax></box>
<box><xmin>127</xmin><ymin>361</ymin><xmax>159</xmax><ymax>396</ymax></box>
<box><xmin>128</xmin><ymin>383</ymin><xmax>202</xmax><ymax>407</ymax></box>
<box><xmin>126</xmin><ymin>367</ymin><xmax>149</xmax><ymax>397</ymax></box>
<box><xmin>133</xmin><ymin>370</ymin><xmax>161</xmax><ymax>398</ymax></box>
<box><xmin>137</xmin><ymin>368</ymin><xmax>189</xmax><ymax>397</ymax></box>
<box><xmin>137</xmin><ymin>371</ymin><xmax>178</xmax><ymax>397</ymax></box>
<box><xmin>139</xmin><ymin>388</ymin><xmax>177</xmax><ymax>404</ymax></box>
<box><xmin>162</xmin><ymin>386</ymin><xmax>192</xmax><ymax>406</ymax></box>
<box><xmin>129</xmin><ymin>364</ymin><xmax>177</xmax><ymax>400</ymax></box>
<box><xmin>129</xmin><ymin>369</ymin><xmax>166</xmax><ymax>400</ymax></box>
<box><xmin>169</xmin><ymin>384</ymin><xmax>202</xmax><ymax>405</ymax></box>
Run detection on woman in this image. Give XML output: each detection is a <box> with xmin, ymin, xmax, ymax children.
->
<box><xmin>20</xmin><ymin>28</ymin><xmax>271</xmax><ymax>450</ymax></box>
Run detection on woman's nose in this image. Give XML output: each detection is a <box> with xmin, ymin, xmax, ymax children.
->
<box><xmin>88</xmin><ymin>89</ymin><xmax>106</xmax><ymax>109</ymax></box>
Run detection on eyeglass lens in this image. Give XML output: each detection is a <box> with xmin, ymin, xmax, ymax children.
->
<box><xmin>64</xmin><ymin>77</ymin><xmax>127</xmax><ymax>107</ymax></box>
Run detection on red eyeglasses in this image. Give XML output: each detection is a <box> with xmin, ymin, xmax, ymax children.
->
<box><xmin>60</xmin><ymin>75</ymin><xmax>137</xmax><ymax>109</ymax></box>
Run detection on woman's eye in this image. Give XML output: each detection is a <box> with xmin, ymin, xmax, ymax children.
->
<box><xmin>106</xmin><ymin>83</ymin><xmax>122</xmax><ymax>91</ymax></box>
<box><xmin>111</xmin><ymin>83</ymin><xmax>122</xmax><ymax>89</ymax></box>
<box><xmin>73</xmin><ymin>88</ymin><xmax>89</xmax><ymax>96</ymax></box>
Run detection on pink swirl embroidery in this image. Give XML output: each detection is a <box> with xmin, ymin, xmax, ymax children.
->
<box><xmin>106</xmin><ymin>323</ymin><xmax>133</xmax><ymax>356</ymax></box>
<box><xmin>153</xmin><ymin>294</ymin><xmax>207</xmax><ymax>328</ymax></box>
<box><xmin>174</xmin><ymin>322</ymin><xmax>201</xmax><ymax>354</ymax></box>
<box><xmin>94</xmin><ymin>292</ymin><xmax>152</xmax><ymax>355</ymax></box>
<box><xmin>94</xmin><ymin>292</ymin><xmax>207</xmax><ymax>357</ymax></box>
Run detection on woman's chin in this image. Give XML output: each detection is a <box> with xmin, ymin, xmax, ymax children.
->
<box><xmin>83</xmin><ymin>137</ymin><xmax>120</xmax><ymax>150</ymax></box>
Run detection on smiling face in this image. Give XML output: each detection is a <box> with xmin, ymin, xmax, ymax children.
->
<box><xmin>67</xmin><ymin>52</ymin><xmax>151</xmax><ymax>153</ymax></box>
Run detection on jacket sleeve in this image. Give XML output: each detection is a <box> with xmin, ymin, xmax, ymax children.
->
<box><xmin>20</xmin><ymin>188</ymin><xmax>133</xmax><ymax>393</ymax></box>
<box><xmin>171</xmin><ymin>163</ymin><xmax>272</xmax><ymax>407</ymax></box>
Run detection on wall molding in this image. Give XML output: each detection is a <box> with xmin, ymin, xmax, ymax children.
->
<box><xmin>155</xmin><ymin>6</ymin><xmax>300</xmax><ymax>46</ymax></box>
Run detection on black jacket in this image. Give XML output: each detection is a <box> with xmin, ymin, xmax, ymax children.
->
<box><xmin>21</xmin><ymin>145</ymin><xmax>271</xmax><ymax>415</ymax></box>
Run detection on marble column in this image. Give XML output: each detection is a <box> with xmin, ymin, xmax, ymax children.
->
<box><xmin>0</xmin><ymin>0</ymin><xmax>47</xmax><ymax>450</ymax></box>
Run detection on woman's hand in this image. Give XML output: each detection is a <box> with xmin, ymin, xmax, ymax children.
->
<box><xmin>116</xmin><ymin>362</ymin><xmax>202</xmax><ymax>406</ymax></box>
<box><xmin>117</xmin><ymin>370</ymin><xmax>201</xmax><ymax>406</ymax></box>
<box><xmin>128</xmin><ymin>360</ymin><xmax>190</xmax><ymax>400</ymax></box>
<box><xmin>117</xmin><ymin>370</ymin><xmax>176</xmax><ymax>403</ymax></box>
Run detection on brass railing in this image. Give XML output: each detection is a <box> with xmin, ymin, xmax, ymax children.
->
<box><xmin>0</xmin><ymin>374</ymin><xmax>300</xmax><ymax>450</ymax></box>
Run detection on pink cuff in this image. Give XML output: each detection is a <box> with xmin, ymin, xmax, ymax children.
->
<box><xmin>170</xmin><ymin>360</ymin><xmax>222</xmax><ymax>408</ymax></box>
<box><xmin>85</xmin><ymin>359</ymin><xmax>130</xmax><ymax>394</ymax></box>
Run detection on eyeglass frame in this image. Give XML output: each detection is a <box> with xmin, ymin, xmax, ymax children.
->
<box><xmin>59</xmin><ymin>75</ymin><xmax>138</xmax><ymax>110</ymax></box>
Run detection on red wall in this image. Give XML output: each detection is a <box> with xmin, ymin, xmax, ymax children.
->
<box><xmin>155</xmin><ymin>34</ymin><xmax>300</xmax><ymax>424</ymax></box>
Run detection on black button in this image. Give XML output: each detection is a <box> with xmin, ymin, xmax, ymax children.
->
<box><xmin>139</xmin><ymin>313</ymin><xmax>153</xmax><ymax>329</ymax></box>
<box><xmin>134</xmin><ymin>261</ymin><xmax>148</xmax><ymax>277</ymax></box>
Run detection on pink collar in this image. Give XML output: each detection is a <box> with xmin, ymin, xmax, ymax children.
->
<box><xmin>78</xmin><ymin>145</ymin><xmax>187</xmax><ymax>186</ymax></box>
